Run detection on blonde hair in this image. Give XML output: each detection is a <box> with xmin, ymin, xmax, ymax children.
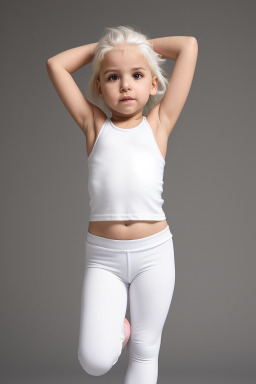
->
<box><xmin>87</xmin><ymin>25</ymin><xmax>169</xmax><ymax>116</ymax></box>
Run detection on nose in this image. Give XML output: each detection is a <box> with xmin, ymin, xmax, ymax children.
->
<box><xmin>120</xmin><ymin>77</ymin><xmax>131</xmax><ymax>92</ymax></box>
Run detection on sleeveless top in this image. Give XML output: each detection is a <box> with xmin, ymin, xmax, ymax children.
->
<box><xmin>87</xmin><ymin>116</ymin><xmax>166</xmax><ymax>221</ymax></box>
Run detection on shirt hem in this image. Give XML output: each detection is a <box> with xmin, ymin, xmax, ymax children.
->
<box><xmin>89</xmin><ymin>214</ymin><xmax>166</xmax><ymax>221</ymax></box>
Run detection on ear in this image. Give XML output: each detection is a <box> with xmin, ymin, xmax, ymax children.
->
<box><xmin>95</xmin><ymin>78</ymin><xmax>103</xmax><ymax>98</ymax></box>
<box><xmin>150</xmin><ymin>75</ymin><xmax>158</xmax><ymax>96</ymax></box>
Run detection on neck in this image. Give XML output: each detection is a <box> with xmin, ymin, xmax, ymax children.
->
<box><xmin>110</xmin><ymin>111</ymin><xmax>143</xmax><ymax>124</ymax></box>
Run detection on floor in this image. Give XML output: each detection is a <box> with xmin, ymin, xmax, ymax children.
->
<box><xmin>2</xmin><ymin>373</ymin><xmax>256</xmax><ymax>384</ymax></box>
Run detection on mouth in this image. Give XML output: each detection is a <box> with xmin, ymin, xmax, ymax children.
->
<box><xmin>120</xmin><ymin>98</ymin><xmax>134</xmax><ymax>103</ymax></box>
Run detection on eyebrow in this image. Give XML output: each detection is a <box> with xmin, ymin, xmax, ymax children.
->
<box><xmin>103</xmin><ymin>67</ymin><xmax>147</xmax><ymax>75</ymax></box>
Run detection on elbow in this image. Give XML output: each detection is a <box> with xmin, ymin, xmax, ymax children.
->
<box><xmin>46</xmin><ymin>56</ymin><xmax>60</xmax><ymax>67</ymax></box>
<box><xmin>46</xmin><ymin>59</ymin><xmax>52</xmax><ymax>71</ymax></box>
<box><xmin>46</xmin><ymin>59</ymin><xmax>52</xmax><ymax>74</ymax></box>
<box><xmin>185</xmin><ymin>37</ymin><xmax>198</xmax><ymax>55</ymax></box>
<box><xmin>188</xmin><ymin>36</ymin><xmax>198</xmax><ymax>46</ymax></box>
<box><xmin>46</xmin><ymin>58</ymin><xmax>57</xmax><ymax>76</ymax></box>
<box><xmin>46</xmin><ymin>58</ymin><xmax>54</xmax><ymax>67</ymax></box>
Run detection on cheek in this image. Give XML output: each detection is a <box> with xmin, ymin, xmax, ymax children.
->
<box><xmin>102</xmin><ymin>85</ymin><xmax>114</xmax><ymax>98</ymax></box>
<box><xmin>105</xmin><ymin>83</ymin><xmax>118</xmax><ymax>94</ymax></box>
<box><xmin>137</xmin><ymin>80</ymin><xmax>151</xmax><ymax>94</ymax></box>
<box><xmin>138</xmin><ymin>86</ymin><xmax>151</xmax><ymax>100</ymax></box>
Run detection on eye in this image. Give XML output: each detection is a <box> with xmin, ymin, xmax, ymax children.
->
<box><xmin>107</xmin><ymin>74</ymin><xmax>118</xmax><ymax>81</ymax></box>
<box><xmin>133</xmin><ymin>72</ymin><xmax>143</xmax><ymax>79</ymax></box>
<box><xmin>107</xmin><ymin>73</ymin><xmax>143</xmax><ymax>81</ymax></box>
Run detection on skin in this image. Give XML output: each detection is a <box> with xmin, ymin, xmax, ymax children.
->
<box><xmin>46</xmin><ymin>37</ymin><xmax>198</xmax><ymax>239</ymax></box>
<box><xmin>87</xmin><ymin>44</ymin><xmax>169</xmax><ymax>238</ymax></box>
<box><xmin>95</xmin><ymin>44</ymin><xmax>158</xmax><ymax>127</ymax></box>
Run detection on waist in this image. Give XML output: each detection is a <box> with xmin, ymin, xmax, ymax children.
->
<box><xmin>87</xmin><ymin>221</ymin><xmax>172</xmax><ymax>251</ymax></box>
<box><xmin>87</xmin><ymin>219</ymin><xmax>169</xmax><ymax>241</ymax></box>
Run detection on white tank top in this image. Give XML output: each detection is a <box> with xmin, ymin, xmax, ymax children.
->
<box><xmin>87</xmin><ymin>116</ymin><xmax>166</xmax><ymax>221</ymax></box>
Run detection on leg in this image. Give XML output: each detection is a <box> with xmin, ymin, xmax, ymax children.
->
<box><xmin>78</xmin><ymin>266</ymin><xmax>128</xmax><ymax>376</ymax></box>
<box><xmin>125</xmin><ymin>238</ymin><xmax>175</xmax><ymax>384</ymax></box>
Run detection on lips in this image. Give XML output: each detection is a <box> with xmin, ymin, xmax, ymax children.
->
<box><xmin>120</xmin><ymin>98</ymin><xmax>134</xmax><ymax>104</ymax></box>
<box><xmin>120</xmin><ymin>97</ymin><xmax>134</xmax><ymax>101</ymax></box>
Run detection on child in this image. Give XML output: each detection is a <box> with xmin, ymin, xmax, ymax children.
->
<box><xmin>46</xmin><ymin>25</ymin><xmax>198</xmax><ymax>383</ymax></box>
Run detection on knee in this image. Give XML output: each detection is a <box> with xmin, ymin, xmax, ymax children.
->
<box><xmin>77</xmin><ymin>346</ymin><xmax>118</xmax><ymax>376</ymax></box>
<box><xmin>130</xmin><ymin>334</ymin><xmax>162</xmax><ymax>360</ymax></box>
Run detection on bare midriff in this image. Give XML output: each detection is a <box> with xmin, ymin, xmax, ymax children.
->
<box><xmin>88</xmin><ymin>220</ymin><xmax>168</xmax><ymax>240</ymax></box>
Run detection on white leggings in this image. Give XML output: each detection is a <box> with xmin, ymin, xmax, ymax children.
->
<box><xmin>78</xmin><ymin>224</ymin><xmax>175</xmax><ymax>383</ymax></box>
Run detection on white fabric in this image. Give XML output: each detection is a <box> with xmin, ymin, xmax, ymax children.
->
<box><xmin>87</xmin><ymin>116</ymin><xmax>166</xmax><ymax>221</ymax></box>
<box><xmin>77</xmin><ymin>225</ymin><xmax>175</xmax><ymax>382</ymax></box>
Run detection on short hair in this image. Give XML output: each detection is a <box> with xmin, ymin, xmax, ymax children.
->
<box><xmin>87</xmin><ymin>25</ymin><xmax>169</xmax><ymax>116</ymax></box>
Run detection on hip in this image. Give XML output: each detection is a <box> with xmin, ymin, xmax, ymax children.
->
<box><xmin>85</xmin><ymin>223</ymin><xmax>174</xmax><ymax>285</ymax></box>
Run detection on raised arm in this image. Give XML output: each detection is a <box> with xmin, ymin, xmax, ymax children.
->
<box><xmin>148</xmin><ymin>36</ymin><xmax>198</xmax><ymax>137</ymax></box>
<box><xmin>46</xmin><ymin>42</ymin><xmax>99</xmax><ymax>135</ymax></box>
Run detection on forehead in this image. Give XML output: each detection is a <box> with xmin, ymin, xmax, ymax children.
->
<box><xmin>101</xmin><ymin>45</ymin><xmax>149</xmax><ymax>70</ymax></box>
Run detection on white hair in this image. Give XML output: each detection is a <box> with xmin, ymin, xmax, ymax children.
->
<box><xmin>87</xmin><ymin>25</ymin><xmax>169</xmax><ymax>116</ymax></box>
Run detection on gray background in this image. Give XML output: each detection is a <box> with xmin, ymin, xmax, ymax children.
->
<box><xmin>1</xmin><ymin>0</ymin><xmax>255</xmax><ymax>383</ymax></box>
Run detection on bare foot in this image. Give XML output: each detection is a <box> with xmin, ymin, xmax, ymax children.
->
<box><xmin>122</xmin><ymin>318</ymin><xmax>131</xmax><ymax>349</ymax></box>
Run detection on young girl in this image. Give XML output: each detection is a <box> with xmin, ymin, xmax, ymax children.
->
<box><xmin>47</xmin><ymin>25</ymin><xmax>198</xmax><ymax>383</ymax></box>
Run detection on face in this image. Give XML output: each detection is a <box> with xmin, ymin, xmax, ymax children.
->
<box><xmin>96</xmin><ymin>45</ymin><xmax>158</xmax><ymax>116</ymax></box>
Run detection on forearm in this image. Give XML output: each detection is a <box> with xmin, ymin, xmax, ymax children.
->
<box><xmin>148</xmin><ymin>36</ymin><xmax>197</xmax><ymax>60</ymax></box>
<box><xmin>46</xmin><ymin>42</ymin><xmax>98</xmax><ymax>74</ymax></box>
